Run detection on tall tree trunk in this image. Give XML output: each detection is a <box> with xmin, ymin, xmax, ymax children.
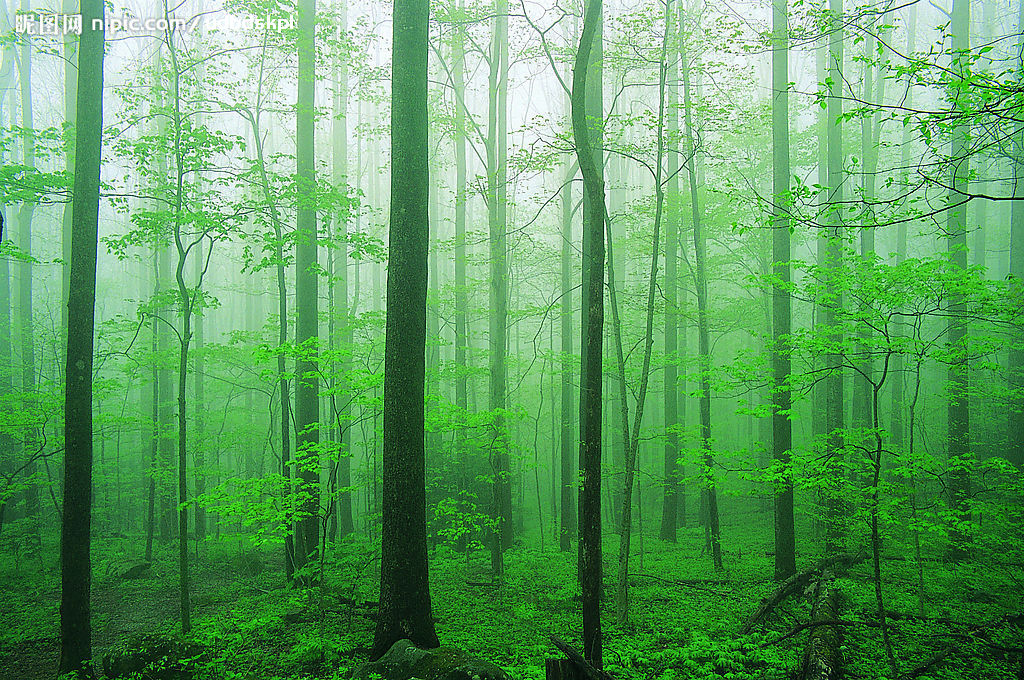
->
<box><xmin>295</xmin><ymin>0</ymin><xmax>320</xmax><ymax>568</ymax></box>
<box><xmin>145</xmin><ymin>250</ymin><xmax>158</xmax><ymax>562</ymax></box>
<box><xmin>166</xmin><ymin>28</ymin><xmax>193</xmax><ymax>634</ymax></box>
<box><xmin>945</xmin><ymin>0</ymin><xmax>971</xmax><ymax>557</ymax></box>
<box><xmin>572</xmin><ymin>0</ymin><xmax>605</xmax><ymax>666</ymax></box>
<box><xmin>616</xmin><ymin>0</ymin><xmax>671</xmax><ymax>622</ymax></box>
<box><xmin>0</xmin><ymin>0</ymin><xmax>14</xmax><ymax>546</ymax></box>
<box><xmin>17</xmin><ymin>0</ymin><xmax>40</xmax><ymax>554</ymax></box>
<box><xmin>680</xmin><ymin>25</ymin><xmax>723</xmax><ymax>571</ymax></box>
<box><xmin>823</xmin><ymin>0</ymin><xmax>846</xmax><ymax>554</ymax></box>
<box><xmin>59</xmin><ymin>2</ymin><xmax>103</xmax><ymax>674</ymax></box>
<box><xmin>193</xmin><ymin>241</ymin><xmax>205</xmax><ymax>542</ymax></box>
<box><xmin>1009</xmin><ymin>0</ymin><xmax>1024</xmax><ymax>470</ymax></box>
<box><xmin>244</xmin><ymin>69</ymin><xmax>295</xmax><ymax>575</ymax></box>
<box><xmin>660</xmin><ymin>9</ymin><xmax>680</xmax><ymax>543</ymax></box>
<box><xmin>371</xmin><ymin>0</ymin><xmax>440</xmax><ymax>657</ymax></box>
<box><xmin>890</xmin><ymin>3</ymin><xmax>914</xmax><ymax>469</ymax></box>
<box><xmin>333</xmin><ymin>15</ymin><xmax>354</xmax><ymax>537</ymax></box>
<box><xmin>155</xmin><ymin>70</ymin><xmax>176</xmax><ymax>546</ymax></box>
<box><xmin>452</xmin><ymin>0</ymin><xmax>469</xmax><ymax>480</ymax></box>
<box><xmin>487</xmin><ymin>0</ymin><xmax>512</xmax><ymax>577</ymax></box>
<box><xmin>560</xmin><ymin>158</ymin><xmax>576</xmax><ymax>552</ymax></box>
<box><xmin>771</xmin><ymin>0</ymin><xmax>796</xmax><ymax>580</ymax></box>
<box><xmin>60</xmin><ymin>0</ymin><xmax>78</xmax><ymax>353</ymax></box>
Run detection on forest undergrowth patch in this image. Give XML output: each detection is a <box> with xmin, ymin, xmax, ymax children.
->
<box><xmin>1</xmin><ymin>522</ymin><xmax>1021</xmax><ymax>680</ymax></box>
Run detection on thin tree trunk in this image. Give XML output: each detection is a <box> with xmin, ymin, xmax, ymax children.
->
<box><xmin>1009</xmin><ymin>0</ymin><xmax>1024</xmax><ymax>470</ymax></box>
<box><xmin>660</xmin><ymin>9</ymin><xmax>681</xmax><ymax>543</ymax></box>
<box><xmin>333</xmin><ymin>16</ymin><xmax>354</xmax><ymax>537</ymax></box>
<box><xmin>823</xmin><ymin>0</ymin><xmax>846</xmax><ymax>554</ymax></box>
<box><xmin>165</xmin><ymin>27</ymin><xmax>193</xmax><ymax>634</ymax></box>
<box><xmin>487</xmin><ymin>0</ymin><xmax>512</xmax><ymax>578</ymax></box>
<box><xmin>295</xmin><ymin>0</ymin><xmax>320</xmax><ymax>568</ymax></box>
<box><xmin>60</xmin><ymin>0</ymin><xmax>78</xmax><ymax>356</ymax></box>
<box><xmin>771</xmin><ymin>0</ymin><xmax>796</xmax><ymax>580</ymax></box>
<box><xmin>560</xmin><ymin>159</ymin><xmax>576</xmax><ymax>553</ymax></box>
<box><xmin>680</xmin><ymin>27</ymin><xmax>722</xmax><ymax>571</ymax></box>
<box><xmin>945</xmin><ymin>0</ymin><xmax>971</xmax><ymax>558</ymax></box>
<box><xmin>193</xmin><ymin>241</ymin><xmax>206</xmax><ymax>542</ymax></box>
<box><xmin>146</xmin><ymin>250</ymin><xmax>158</xmax><ymax>563</ymax></box>
<box><xmin>615</xmin><ymin>0</ymin><xmax>671</xmax><ymax>622</ymax></box>
<box><xmin>17</xmin><ymin>0</ymin><xmax>40</xmax><ymax>553</ymax></box>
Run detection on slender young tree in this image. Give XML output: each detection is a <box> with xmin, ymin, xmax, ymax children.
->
<box><xmin>332</xmin><ymin>3</ymin><xmax>354</xmax><ymax>538</ymax></box>
<box><xmin>771</xmin><ymin>0</ymin><xmax>795</xmax><ymax>579</ymax></box>
<box><xmin>615</xmin><ymin>0</ymin><xmax>672</xmax><ymax>622</ymax></box>
<box><xmin>371</xmin><ymin>0</ymin><xmax>440</xmax><ymax>658</ymax></box>
<box><xmin>559</xmin><ymin>158</ymin><xmax>576</xmax><ymax>553</ymax></box>
<box><xmin>487</xmin><ymin>0</ymin><xmax>513</xmax><ymax>577</ymax></box>
<box><xmin>59</xmin><ymin>0</ymin><xmax>104</xmax><ymax>674</ymax></box>
<box><xmin>60</xmin><ymin>0</ymin><xmax>78</xmax><ymax>345</ymax></box>
<box><xmin>945</xmin><ymin>0</ymin><xmax>971</xmax><ymax>557</ymax></box>
<box><xmin>17</xmin><ymin>0</ymin><xmax>40</xmax><ymax>554</ymax></box>
<box><xmin>823</xmin><ymin>0</ymin><xmax>846</xmax><ymax>553</ymax></box>
<box><xmin>295</xmin><ymin>0</ymin><xmax>320</xmax><ymax>567</ymax></box>
<box><xmin>659</xmin><ymin>7</ymin><xmax>681</xmax><ymax>543</ymax></box>
<box><xmin>1010</xmin><ymin>0</ymin><xmax>1024</xmax><ymax>470</ymax></box>
<box><xmin>193</xmin><ymin>240</ymin><xmax>206</xmax><ymax>541</ymax></box>
<box><xmin>452</xmin><ymin>0</ymin><xmax>469</xmax><ymax>469</ymax></box>
<box><xmin>572</xmin><ymin>0</ymin><xmax>605</xmax><ymax>666</ymax></box>
<box><xmin>680</xmin><ymin>12</ymin><xmax>722</xmax><ymax>570</ymax></box>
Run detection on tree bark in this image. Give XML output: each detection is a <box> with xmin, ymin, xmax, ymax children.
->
<box><xmin>823</xmin><ymin>0</ymin><xmax>846</xmax><ymax>554</ymax></box>
<box><xmin>59</xmin><ymin>2</ymin><xmax>103</xmax><ymax>674</ymax></box>
<box><xmin>572</xmin><ymin>0</ymin><xmax>605</xmax><ymax>666</ymax></box>
<box><xmin>371</xmin><ymin>0</ymin><xmax>440</xmax><ymax>657</ymax></box>
<box><xmin>771</xmin><ymin>0</ymin><xmax>795</xmax><ymax>580</ymax></box>
<box><xmin>487</xmin><ymin>0</ymin><xmax>512</xmax><ymax>578</ymax></box>
<box><xmin>294</xmin><ymin>0</ymin><xmax>320</xmax><ymax>568</ymax></box>
<box><xmin>945</xmin><ymin>0</ymin><xmax>971</xmax><ymax>558</ymax></box>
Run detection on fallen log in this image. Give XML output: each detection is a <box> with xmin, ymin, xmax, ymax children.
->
<box><xmin>741</xmin><ymin>550</ymin><xmax>865</xmax><ymax>635</ymax></box>
<box><xmin>759</xmin><ymin>619</ymin><xmax>879</xmax><ymax>649</ymax></box>
<box><xmin>799</xmin><ymin>573</ymin><xmax>844</xmax><ymax>680</ymax></box>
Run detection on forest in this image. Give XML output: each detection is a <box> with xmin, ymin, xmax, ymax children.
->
<box><xmin>0</xmin><ymin>0</ymin><xmax>1022</xmax><ymax>676</ymax></box>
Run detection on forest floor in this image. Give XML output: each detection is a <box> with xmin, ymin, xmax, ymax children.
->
<box><xmin>1</xmin><ymin>514</ymin><xmax>1021</xmax><ymax>680</ymax></box>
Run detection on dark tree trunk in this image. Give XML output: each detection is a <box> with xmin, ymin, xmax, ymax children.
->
<box><xmin>295</xmin><ymin>0</ymin><xmax>320</xmax><ymax>568</ymax></box>
<box><xmin>823</xmin><ymin>0</ymin><xmax>846</xmax><ymax>554</ymax></box>
<box><xmin>945</xmin><ymin>0</ymin><xmax>971</xmax><ymax>558</ymax></box>
<box><xmin>59</xmin><ymin>3</ymin><xmax>103</xmax><ymax>674</ymax></box>
<box><xmin>771</xmin><ymin>0</ymin><xmax>796</xmax><ymax>580</ymax></box>
<box><xmin>371</xmin><ymin>0</ymin><xmax>440</xmax><ymax>658</ymax></box>
<box><xmin>572</xmin><ymin>0</ymin><xmax>605</xmax><ymax>667</ymax></box>
<box><xmin>487</xmin><ymin>0</ymin><xmax>512</xmax><ymax>578</ymax></box>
